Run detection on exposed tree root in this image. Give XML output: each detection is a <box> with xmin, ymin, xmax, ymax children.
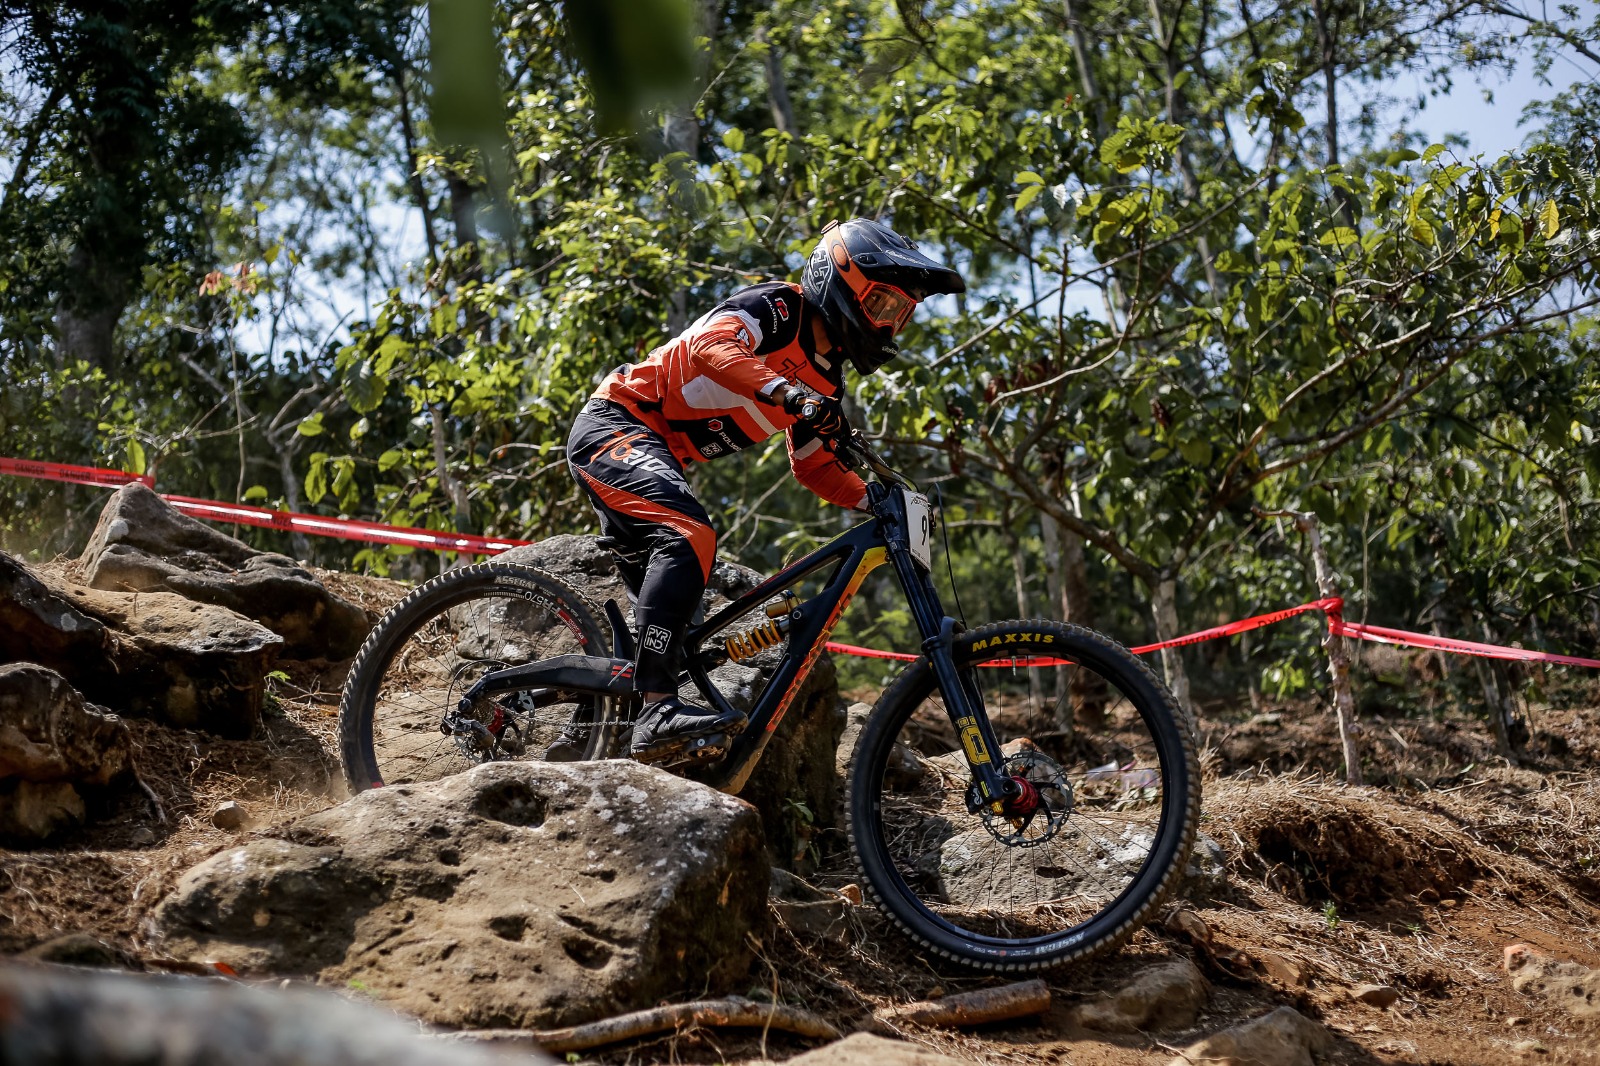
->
<box><xmin>442</xmin><ymin>996</ymin><xmax>842</xmax><ymax>1053</ymax></box>
<box><xmin>876</xmin><ymin>978</ymin><xmax>1051</xmax><ymax>1028</ymax></box>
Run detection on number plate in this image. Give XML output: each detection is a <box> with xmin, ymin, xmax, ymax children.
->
<box><xmin>902</xmin><ymin>489</ymin><xmax>933</xmax><ymax>570</ymax></box>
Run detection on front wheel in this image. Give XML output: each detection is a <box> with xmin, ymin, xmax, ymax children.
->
<box><xmin>338</xmin><ymin>562</ymin><xmax>617</xmax><ymax>794</ymax></box>
<box><xmin>846</xmin><ymin>620</ymin><xmax>1199</xmax><ymax>972</ymax></box>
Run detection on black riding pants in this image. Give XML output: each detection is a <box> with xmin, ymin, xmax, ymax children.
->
<box><xmin>567</xmin><ymin>399</ymin><xmax>716</xmax><ymax>693</ymax></box>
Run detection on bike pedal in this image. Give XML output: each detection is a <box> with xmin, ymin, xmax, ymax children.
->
<box><xmin>686</xmin><ymin>732</ymin><xmax>729</xmax><ymax>760</ymax></box>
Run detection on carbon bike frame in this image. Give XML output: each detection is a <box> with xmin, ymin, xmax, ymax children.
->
<box><xmin>461</xmin><ymin>477</ymin><xmax>1019</xmax><ymax>808</ymax></box>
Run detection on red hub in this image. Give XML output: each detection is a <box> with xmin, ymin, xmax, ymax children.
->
<box><xmin>1002</xmin><ymin>775</ymin><xmax>1041</xmax><ymax>818</ymax></box>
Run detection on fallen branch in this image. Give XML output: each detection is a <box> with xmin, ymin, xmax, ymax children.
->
<box><xmin>441</xmin><ymin>996</ymin><xmax>841</xmax><ymax>1053</ymax></box>
<box><xmin>876</xmin><ymin>978</ymin><xmax>1050</xmax><ymax>1028</ymax></box>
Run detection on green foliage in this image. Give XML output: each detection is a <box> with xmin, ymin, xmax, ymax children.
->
<box><xmin>4</xmin><ymin>0</ymin><xmax>1600</xmax><ymax>741</ymax></box>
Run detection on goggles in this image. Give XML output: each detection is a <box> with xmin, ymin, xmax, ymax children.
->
<box><xmin>859</xmin><ymin>281</ymin><xmax>917</xmax><ymax>333</ymax></box>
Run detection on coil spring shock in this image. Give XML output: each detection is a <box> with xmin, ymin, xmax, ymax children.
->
<box><xmin>724</xmin><ymin>593</ymin><xmax>797</xmax><ymax>663</ymax></box>
<box><xmin>725</xmin><ymin>616</ymin><xmax>788</xmax><ymax>662</ymax></box>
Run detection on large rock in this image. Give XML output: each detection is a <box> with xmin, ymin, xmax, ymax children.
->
<box><xmin>1505</xmin><ymin>943</ymin><xmax>1600</xmax><ymax>1020</ymax></box>
<box><xmin>0</xmin><ymin>960</ymin><xmax>547</xmax><ymax>1065</ymax></box>
<box><xmin>151</xmin><ymin>760</ymin><xmax>770</xmax><ymax>1030</ymax></box>
<box><xmin>0</xmin><ymin>663</ymin><xmax>131</xmax><ymax>842</ymax></box>
<box><xmin>79</xmin><ymin>483</ymin><xmax>370</xmax><ymax>659</ymax></box>
<box><xmin>0</xmin><ymin>552</ymin><xmax>280</xmax><ymax>737</ymax></box>
<box><xmin>1165</xmin><ymin>1006</ymin><xmax>1333</xmax><ymax>1066</ymax></box>
<box><xmin>500</xmin><ymin>535</ymin><xmax>845</xmax><ymax>870</ymax></box>
<box><xmin>1072</xmin><ymin>956</ymin><xmax>1209</xmax><ymax>1033</ymax></box>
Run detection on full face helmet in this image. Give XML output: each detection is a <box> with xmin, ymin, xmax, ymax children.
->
<box><xmin>802</xmin><ymin>218</ymin><xmax>966</xmax><ymax>374</ymax></box>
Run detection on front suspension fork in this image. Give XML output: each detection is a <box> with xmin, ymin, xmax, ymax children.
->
<box><xmin>887</xmin><ymin>534</ymin><xmax>1018</xmax><ymax>813</ymax></box>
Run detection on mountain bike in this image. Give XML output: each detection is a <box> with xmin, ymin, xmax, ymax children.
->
<box><xmin>337</xmin><ymin>430</ymin><xmax>1199</xmax><ymax>972</ymax></box>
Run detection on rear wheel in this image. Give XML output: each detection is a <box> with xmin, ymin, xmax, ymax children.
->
<box><xmin>846</xmin><ymin>620</ymin><xmax>1199</xmax><ymax>972</ymax></box>
<box><xmin>338</xmin><ymin>562</ymin><xmax>617</xmax><ymax>793</ymax></box>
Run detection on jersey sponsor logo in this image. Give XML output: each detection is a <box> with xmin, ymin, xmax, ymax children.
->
<box><xmin>706</xmin><ymin>418</ymin><xmax>723</xmax><ymax>432</ymax></box>
<box><xmin>775</xmin><ymin>297</ymin><xmax>789</xmax><ymax>321</ymax></box>
<box><xmin>642</xmin><ymin>625</ymin><xmax>672</xmax><ymax>654</ymax></box>
<box><xmin>700</xmin><ymin>442</ymin><xmax>723</xmax><ymax>457</ymax></box>
<box><xmin>736</xmin><ymin>327</ymin><xmax>752</xmax><ymax>347</ymax></box>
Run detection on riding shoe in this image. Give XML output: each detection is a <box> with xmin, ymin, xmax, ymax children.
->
<box><xmin>629</xmin><ymin>695</ymin><xmax>748</xmax><ymax>763</ymax></box>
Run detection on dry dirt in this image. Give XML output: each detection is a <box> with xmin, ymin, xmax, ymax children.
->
<box><xmin>4</xmin><ymin>576</ymin><xmax>1599</xmax><ymax>1066</ymax></box>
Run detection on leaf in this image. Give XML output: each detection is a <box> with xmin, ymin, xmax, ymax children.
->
<box><xmin>305</xmin><ymin>453</ymin><xmax>329</xmax><ymax>505</ymax></box>
<box><xmin>1541</xmin><ymin>199</ymin><xmax>1560</xmax><ymax>238</ymax></box>
<box><xmin>721</xmin><ymin>127</ymin><xmax>745</xmax><ymax>152</ymax></box>
<box><xmin>1409</xmin><ymin>216</ymin><xmax>1436</xmax><ymax>245</ymax></box>
<box><xmin>297</xmin><ymin>412</ymin><xmax>325</xmax><ymax>437</ymax></box>
<box><xmin>125</xmin><ymin>438</ymin><xmax>146</xmax><ymax>476</ymax></box>
<box><xmin>1015</xmin><ymin>171</ymin><xmax>1044</xmax><ymax>185</ymax></box>
<box><xmin>344</xmin><ymin>359</ymin><xmax>387</xmax><ymax>414</ymax></box>
<box><xmin>243</xmin><ymin>485</ymin><xmax>269</xmax><ymax>501</ymax></box>
<box><xmin>1015</xmin><ymin>183</ymin><xmax>1042</xmax><ymax>211</ymax></box>
<box><xmin>1319</xmin><ymin>226</ymin><xmax>1359</xmax><ymax>249</ymax></box>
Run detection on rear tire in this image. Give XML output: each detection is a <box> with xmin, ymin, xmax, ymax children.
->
<box><xmin>338</xmin><ymin>562</ymin><xmax>615</xmax><ymax>794</ymax></box>
<box><xmin>846</xmin><ymin>620</ymin><xmax>1199</xmax><ymax>972</ymax></box>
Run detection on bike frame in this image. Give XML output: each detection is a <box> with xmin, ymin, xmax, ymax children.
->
<box><xmin>462</xmin><ymin>457</ymin><xmax>1020</xmax><ymax>810</ymax></box>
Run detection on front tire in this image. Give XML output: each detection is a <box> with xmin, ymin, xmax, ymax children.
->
<box><xmin>338</xmin><ymin>562</ymin><xmax>615</xmax><ymax>794</ymax></box>
<box><xmin>846</xmin><ymin>620</ymin><xmax>1199</xmax><ymax>972</ymax></box>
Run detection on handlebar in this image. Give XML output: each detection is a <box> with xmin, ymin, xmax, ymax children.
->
<box><xmin>832</xmin><ymin>427</ymin><xmax>916</xmax><ymax>490</ymax></box>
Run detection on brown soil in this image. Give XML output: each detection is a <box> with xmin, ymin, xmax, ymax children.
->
<box><xmin>4</xmin><ymin>582</ymin><xmax>1600</xmax><ymax>1065</ymax></box>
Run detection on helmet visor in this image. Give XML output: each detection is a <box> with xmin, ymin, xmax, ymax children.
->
<box><xmin>859</xmin><ymin>281</ymin><xmax>917</xmax><ymax>333</ymax></box>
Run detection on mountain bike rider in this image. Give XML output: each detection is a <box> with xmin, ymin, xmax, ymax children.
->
<box><xmin>550</xmin><ymin>217</ymin><xmax>965</xmax><ymax>764</ymax></box>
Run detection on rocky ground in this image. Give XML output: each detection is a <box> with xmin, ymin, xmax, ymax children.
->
<box><xmin>3</xmin><ymin>486</ymin><xmax>1600</xmax><ymax>1065</ymax></box>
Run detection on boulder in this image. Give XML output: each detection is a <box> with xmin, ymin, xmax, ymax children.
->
<box><xmin>1165</xmin><ymin>1006</ymin><xmax>1333</xmax><ymax>1066</ymax></box>
<box><xmin>0</xmin><ymin>662</ymin><xmax>129</xmax><ymax>786</ymax></box>
<box><xmin>0</xmin><ymin>552</ymin><xmax>280</xmax><ymax>737</ymax></box>
<box><xmin>152</xmin><ymin>760</ymin><xmax>770</xmax><ymax>1030</ymax></box>
<box><xmin>0</xmin><ymin>551</ymin><xmax>112</xmax><ymax>669</ymax></box>
<box><xmin>79</xmin><ymin>483</ymin><xmax>369</xmax><ymax>659</ymax></box>
<box><xmin>1072</xmin><ymin>956</ymin><xmax>1209</xmax><ymax>1033</ymax></box>
<box><xmin>500</xmin><ymin>535</ymin><xmax>845</xmax><ymax>870</ymax></box>
<box><xmin>0</xmin><ymin>662</ymin><xmax>132</xmax><ymax>842</ymax></box>
<box><xmin>0</xmin><ymin>960</ymin><xmax>547</xmax><ymax>1065</ymax></box>
<box><xmin>0</xmin><ymin>779</ymin><xmax>85</xmax><ymax>841</ymax></box>
<box><xmin>788</xmin><ymin>1033</ymin><xmax>977</xmax><ymax>1065</ymax></box>
<box><xmin>1505</xmin><ymin>943</ymin><xmax>1600</xmax><ymax>1020</ymax></box>
<box><xmin>729</xmin><ymin>653</ymin><xmax>845</xmax><ymax>874</ymax></box>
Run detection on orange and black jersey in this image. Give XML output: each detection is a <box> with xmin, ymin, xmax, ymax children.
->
<box><xmin>595</xmin><ymin>282</ymin><xmax>867</xmax><ymax>509</ymax></box>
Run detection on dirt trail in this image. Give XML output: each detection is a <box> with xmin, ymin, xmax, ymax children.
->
<box><xmin>3</xmin><ymin>573</ymin><xmax>1599</xmax><ymax>1065</ymax></box>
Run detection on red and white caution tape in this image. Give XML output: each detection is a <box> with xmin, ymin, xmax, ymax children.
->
<box><xmin>161</xmin><ymin>496</ymin><xmax>530</xmax><ymax>556</ymax></box>
<box><xmin>0</xmin><ymin>455</ymin><xmax>528</xmax><ymax>556</ymax></box>
<box><xmin>0</xmin><ymin>456</ymin><xmax>152</xmax><ymax>490</ymax></box>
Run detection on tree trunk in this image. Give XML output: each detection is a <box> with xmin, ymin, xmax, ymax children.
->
<box><xmin>446</xmin><ymin>170</ymin><xmax>483</xmax><ymax>285</ymax></box>
<box><xmin>55</xmin><ymin>243</ymin><xmax>130</xmax><ymax>371</ymax></box>
<box><xmin>1148</xmin><ymin>575</ymin><xmax>1196</xmax><ymax>726</ymax></box>
<box><xmin>430</xmin><ymin>404</ymin><xmax>472</xmax><ymax>572</ymax></box>
<box><xmin>1311</xmin><ymin>0</ymin><xmax>1356</xmax><ymax>222</ymax></box>
<box><xmin>394</xmin><ymin>70</ymin><xmax>440</xmax><ymax>267</ymax></box>
<box><xmin>1296</xmin><ymin>515</ymin><xmax>1363</xmax><ymax>785</ymax></box>
<box><xmin>1005</xmin><ymin>521</ymin><xmax>1044</xmax><ymax>716</ymax></box>
<box><xmin>756</xmin><ymin>25</ymin><xmax>798</xmax><ymax>135</ymax></box>
<box><xmin>1061</xmin><ymin>0</ymin><xmax>1103</xmax><ymax>135</ymax></box>
<box><xmin>1041</xmin><ymin>512</ymin><xmax>1107</xmax><ymax>731</ymax></box>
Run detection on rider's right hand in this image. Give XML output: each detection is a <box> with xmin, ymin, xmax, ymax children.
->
<box><xmin>781</xmin><ymin>383</ymin><xmax>849</xmax><ymax>439</ymax></box>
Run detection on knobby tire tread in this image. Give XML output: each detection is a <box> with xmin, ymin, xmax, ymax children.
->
<box><xmin>844</xmin><ymin>619</ymin><xmax>1201</xmax><ymax>973</ymax></box>
<box><xmin>338</xmin><ymin>561</ymin><xmax>611</xmax><ymax>795</ymax></box>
